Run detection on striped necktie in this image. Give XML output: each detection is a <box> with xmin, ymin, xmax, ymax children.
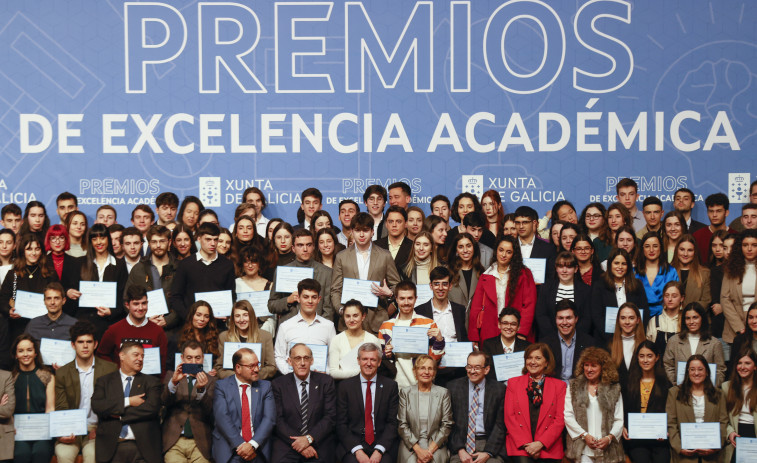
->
<box><xmin>466</xmin><ymin>384</ymin><xmax>480</xmax><ymax>454</ymax></box>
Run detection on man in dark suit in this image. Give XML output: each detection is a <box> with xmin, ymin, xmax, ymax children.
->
<box><xmin>514</xmin><ymin>206</ymin><xmax>556</xmax><ymax>260</ymax></box>
<box><xmin>481</xmin><ymin>307</ymin><xmax>530</xmax><ymax>382</ymax></box>
<box><xmin>375</xmin><ymin>206</ymin><xmax>413</xmax><ymax>276</ymax></box>
<box><xmin>91</xmin><ymin>341</ymin><xmax>162</xmax><ymax>463</ymax></box>
<box><xmin>542</xmin><ymin>300</ymin><xmax>596</xmax><ymax>382</ymax></box>
<box><xmin>213</xmin><ymin>347</ymin><xmax>275</xmax><ymax>463</ymax></box>
<box><xmin>55</xmin><ymin>321</ymin><xmax>118</xmax><ymax>463</ymax></box>
<box><xmin>162</xmin><ymin>340</ymin><xmax>216</xmax><ymax>463</ymax></box>
<box><xmin>337</xmin><ymin>343</ymin><xmax>399</xmax><ymax>463</ymax></box>
<box><xmin>271</xmin><ymin>343</ymin><xmax>336</xmax><ymax>462</ymax></box>
<box><xmin>331</xmin><ymin>213</ymin><xmax>402</xmax><ymax>333</ymax></box>
<box><xmin>448</xmin><ymin>351</ymin><xmax>506</xmax><ymax>463</ymax></box>
<box><xmin>416</xmin><ymin>266</ymin><xmax>468</xmax><ymax>386</ymax></box>
<box><xmin>268</xmin><ymin>229</ymin><xmax>334</xmax><ymax>324</ymax></box>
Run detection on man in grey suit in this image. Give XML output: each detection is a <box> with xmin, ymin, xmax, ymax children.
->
<box><xmin>447</xmin><ymin>352</ymin><xmax>506</xmax><ymax>463</ymax></box>
<box><xmin>269</xmin><ymin>229</ymin><xmax>333</xmax><ymax>324</ymax></box>
<box><xmin>331</xmin><ymin>213</ymin><xmax>402</xmax><ymax>333</ymax></box>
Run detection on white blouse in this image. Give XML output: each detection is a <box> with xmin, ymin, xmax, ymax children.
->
<box><xmin>564</xmin><ymin>386</ymin><xmax>624</xmax><ymax>457</ymax></box>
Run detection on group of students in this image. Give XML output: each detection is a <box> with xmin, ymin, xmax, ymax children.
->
<box><xmin>0</xmin><ymin>176</ymin><xmax>757</xmax><ymax>463</ymax></box>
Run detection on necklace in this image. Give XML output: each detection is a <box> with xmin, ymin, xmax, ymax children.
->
<box><xmin>27</xmin><ymin>266</ymin><xmax>38</xmax><ymax>279</ymax></box>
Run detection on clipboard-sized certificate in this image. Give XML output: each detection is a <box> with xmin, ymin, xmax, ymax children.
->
<box><xmin>194</xmin><ymin>290</ymin><xmax>233</xmax><ymax>318</ymax></box>
<box><xmin>145</xmin><ymin>289</ymin><xmax>169</xmax><ymax>318</ymax></box>
<box><xmin>78</xmin><ymin>281</ymin><xmax>117</xmax><ymax>308</ymax></box>
<box><xmin>736</xmin><ymin>437</ymin><xmax>757</xmax><ymax>463</ymax></box>
<box><xmin>391</xmin><ymin>326</ymin><xmax>429</xmax><ymax>354</ymax></box>
<box><xmin>493</xmin><ymin>351</ymin><xmax>525</xmax><ymax>382</ymax></box>
<box><xmin>627</xmin><ymin>413</ymin><xmax>667</xmax><ymax>439</ymax></box>
<box><xmin>49</xmin><ymin>409</ymin><xmax>88</xmax><ymax>437</ymax></box>
<box><xmin>222</xmin><ymin>342</ymin><xmax>262</xmax><ymax>369</ymax></box>
<box><xmin>236</xmin><ymin>291</ymin><xmax>272</xmax><ymax>317</ymax></box>
<box><xmin>414</xmin><ymin>285</ymin><xmax>433</xmax><ymax>307</ymax></box>
<box><xmin>288</xmin><ymin>342</ymin><xmax>328</xmax><ymax>372</ymax></box>
<box><xmin>439</xmin><ymin>342</ymin><xmax>473</xmax><ymax>368</ymax></box>
<box><xmin>13</xmin><ymin>290</ymin><xmax>46</xmax><ymax>319</ymax></box>
<box><xmin>523</xmin><ymin>258</ymin><xmax>547</xmax><ymax>285</ymax></box>
<box><xmin>275</xmin><ymin>267</ymin><xmax>314</xmax><ymax>293</ymax></box>
<box><xmin>40</xmin><ymin>338</ymin><xmax>76</xmax><ymax>366</ymax></box>
<box><xmin>14</xmin><ymin>414</ymin><xmax>50</xmax><ymax>441</ymax></box>
<box><xmin>142</xmin><ymin>347</ymin><xmax>162</xmax><ymax>375</ymax></box>
<box><xmin>341</xmin><ymin>278</ymin><xmax>379</xmax><ymax>307</ymax></box>
<box><xmin>680</xmin><ymin>422</ymin><xmax>721</xmax><ymax>450</ymax></box>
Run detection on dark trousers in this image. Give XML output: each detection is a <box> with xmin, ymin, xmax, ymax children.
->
<box><xmin>628</xmin><ymin>445</ymin><xmax>670</xmax><ymax>463</ymax></box>
<box><xmin>14</xmin><ymin>439</ymin><xmax>54</xmax><ymax>463</ymax></box>
<box><xmin>111</xmin><ymin>441</ymin><xmax>147</xmax><ymax>463</ymax></box>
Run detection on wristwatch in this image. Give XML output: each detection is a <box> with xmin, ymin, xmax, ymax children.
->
<box><xmin>306</xmin><ymin>435</ymin><xmax>313</xmax><ymax>444</ymax></box>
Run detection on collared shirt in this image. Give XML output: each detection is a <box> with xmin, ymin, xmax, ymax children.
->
<box><xmin>94</xmin><ymin>254</ymin><xmax>117</xmax><ymax>281</ymax></box>
<box><xmin>351</xmin><ymin>375</ymin><xmax>386</xmax><ymax>454</ymax></box>
<box><xmin>125</xmin><ymin>257</ymin><xmax>139</xmax><ymax>274</ymax></box>
<box><xmin>274</xmin><ymin>312</ymin><xmax>336</xmax><ymax>374</ymax></box>
<box><xmin>337</xmin><ymin>231</ymin><xmax>349</xmax><ymax>247</ymax></box>
<box><xmin>295</xmin><ymin>373</ymin><xmax>311</xmax><ymax>402</ymax></box>
<box><xmin>126</xmin><ymin>315</ymin><xmax>149</xmax><ymax>328</ymax></box>
<box><xmin>256</xmin><ymin>215</ymin><xmax>270</xmax><ymax>238</ymax></box>
<box><xmin>356</xmin><ymin>244</ymin><xmax>372</xmax><ymax>280</ymax></box>
<box><xmin>468</xmin><ymin>379</ymin><xmax>486</xmax><ymax>434</ymax></box>
<box><xmin>166</xmin><ymin>375</ymin><xmax>206</xmax><ymax>400</ymax></box>
<box><xmin>559</xmin><ymin>332</ymin><xmax>577</xmax><ymax>381</ymax></box>
<box><xmin>500</xmin><ymin>338</ymin><xmax>516</xmax><ymax>354</ymax></box>
<box><xmin>432</xmin><ymin>300</ymin><xmax>457</xmax><ymax>342</ymax></box>
<box><xmin>77</xmin><ymin>359</ymin><xmax>98</xmax><ymax>426</ymax></box>
<box><xmin>120</xmin><ymin>370</ymin><xmax>136</xmax><ymax>440</ymax></box>
<box><xmin>196</xmin><ymin>251</ymin><xmax>218</xmax><ymax>266</ymax></box>
<box><xmin>148</xmin><ymin>258</ymin><xmax>163</xmax><ymax>289</ymax></box>
<box><xmin>24</xmin><ymin>312</ymin><xmax>77</xmax><ymax>341</ymax></box>
<box><xmin>632</xmin><ymin>209</ymin><xmax>645</xmax><ymax>232</ymax></box>
<box><xmin>484</xmin><ymin>264</ymin><xmax>508</xmax><ymax>310</ymax></box>
<box><xmin>234</xmin><ymin>375</ymin><xmax>259</xmax><ymax>449</ymax></box>
<box><xmin>388</xmin><ymin>241</ymin><xmax>401</xmax><ymax>259</ymax></box>
<box><xmin>519</xmin><ymin>236</ymin><xmax>535</xmax><ymax>259</ymax></box>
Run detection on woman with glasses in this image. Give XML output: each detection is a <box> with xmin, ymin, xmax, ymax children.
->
<box><xmin>571</xmin><ymin>234</ymin><xmax>602</xmax><ymax>286</ymax></box>
<box><xmin>397</xmin><ymin>354</ymin><xmax>454</xmax><ymax>463</ymax></box>
<box><xmin>505</xmin><ymin>343</ymin><xmax>566</xmax><ymax>463</ymax></box>
<box><xmin>635</xmin><ymin>232</ymin><xmax>679</xmax><ymax>318</ymax></box>
<box><xmin>666</xmin><ymin>354</ymin><xmax>728</xmax><ymax>463</ymax></box>
<box><xmin>535</xmin><ymin>251</ymin><xmax>592</xmax><ymax>339</ymax></box>
<box><xmin>581</xmin><ymin>203</ymin><xmax>613</xmax><ymax>263</ymax></box>
<box><xmin>564</xmin><ymin>347</ymin><xmax>625</xmax><ymax>463</ymax></box>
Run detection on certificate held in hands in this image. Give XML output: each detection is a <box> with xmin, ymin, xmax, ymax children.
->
<box><xmin>391</xmin><ymin>326</ymin><xmax>429</xmax><ymax>354</ymax></box>
<box><xmin>40</xmin><ymin>338</ymin><xmax>76</xmax><ymax>366</ymax></box>
<box><xmin>49</xmin><ymin>409</ymin><xmax>88</xmax><ymax>437</ymax></box>
<box><xmin>627</xmin><ymin>413</ymin><xmax>667</xmax><ymax>439</ymax></box>
<box><xmin>341</xmin><ymin>278</ymin><xmax>379</xmax><ymax>308</ymax></box>
<box><xmin>275</xmin><ymin>267</ymin><xmax>314</xmax><ymax>293</ymax></box>
<box><xmin>145</xmin><ymin>289</ymin><xmax>169</xmax><ymax>318</ymax></box>
<box><xmin>78</xmin><ymin>281</ymin><xmax>117</xmax><ymax>308</ymax></box>
<box><xmin>14</xmin><ymin>414</ymin><xmax>50</xmax><ymax>441</ymax></box>
<box><xmin>195</xmin><ymin>290</ymin><xmax>233</xmax><ymax>318</ymax></box>
<box><xmin>680</xmin><ymin>422</ymin><xmax>721</xmax><ymax>450</ymax></box>
<box><xmin>13</xmin><ymin>290</ymin><xmax>46</xmax><ymax>319</ymax></box>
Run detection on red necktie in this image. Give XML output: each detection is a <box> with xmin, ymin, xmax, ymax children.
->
<box><xmin>241</xmin><ymin>384</ymin><xmax>253</xmax><ymax>442</ymax></box>
<box><xmin>365</xmin><ymin>380</ymin><xmax>374</xmax><ymax>445</ymax></box>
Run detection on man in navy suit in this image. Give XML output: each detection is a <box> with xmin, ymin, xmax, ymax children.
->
<box><xmin>271</xmin><ymin>343</ymin><xmax>336</xmax><ymax>462</ymax></box>
<box><xmin>513</xmin><ymin>206</ymin><xmax>556</xmax><ymax>260</ymax></box>
<box><xmin>337</xmin><ymin>343</ymin><xmax>399</xmax><ymax>463</ymax></box>
<box><xmin>212</xmin><ymin>348</ymin><xmax>275</xmax><ymax>463</ymax></box>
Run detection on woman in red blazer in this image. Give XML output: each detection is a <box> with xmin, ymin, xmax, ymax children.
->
<box><xmin>468</xmin><ymin>235</ymin><xmax>537</xmax><ymax>343</ymax></box>
<box><xmin>504</xmin><ymin>343</ymin><xmax>566</xmax><ymax>463</ymax></box>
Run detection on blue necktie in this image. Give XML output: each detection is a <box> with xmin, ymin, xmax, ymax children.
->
<box><xmin>120</xmin><ymin>377</ymin><xmax>132</xmax><ymax>438</ymax></box>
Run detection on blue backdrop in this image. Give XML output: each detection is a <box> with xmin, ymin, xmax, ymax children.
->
<box><xmin>0</xmin><ymin>0</ymin><xmax>754</xmax><ymax>225</ymax></box>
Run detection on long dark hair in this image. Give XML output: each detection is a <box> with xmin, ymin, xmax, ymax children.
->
<box><xmin>626</xmin><ymin>340</ymin><xmax>669</xmax><ymax>408</ymax></box>
<box><xmin>570</xmin><ymin>233</ymin><xmax>599</xmax><ymax>268</ymax></box>
<box><xmin>558</xmin><ymin>223</ymin><xmax>581</xmax><ymax>253</ymax></box>
<box><xmin>14</xmin><ymin>233</ymin><xmax>50</xmax><ymax>278</ymax></box>
<box><xmin>493</xmin><ymin>235</ymin><xmax>526</xmax><ymax>303</ymax></box>
<box><xmin>678</xmin><ymin>302</ymin><xmax>711</xmax><ymax>341</ymax></box>
<box><xmin>481</xmin><ymin>190</ymin><xmax>505</xmax><ymax>236</ymax></box>
<box><xmin>662</xmin><ymin>211</ymin><xmax>688</xmax><ymax>251</ymax></box>
<box><xmin>613</xmin><ymin>225</ymin><xmax>638</xmax><ymax>261</ymax></box>
<box><xmin>178</xmin><ymin>301</ymin><xmax>220</xmax><ymax>357</ymax></box>
<box><xmin>19</xmin><ymin>200</ymin><xmax>50</xmax><ymax>240</ymax></box>
<box><xmin>269</xmin><ymin>222</ymin><xmax>294</xmax><ymax>267</ymax></box>
<box><xmin>177</xmin><ymin>196</ymin><xmax>204</xmax><ymax>231</ymax></box>
<box><xmin>708</xmin><ymin>229</ymin><xmax>731</xmax><ymax>268</ymax></box>
<box><xmin>635</xmin><ymin>232</ymin><xmax>671</xmax><ymax>275</ymax></box>
<box><xmin>725</xmin><ymin>230</ymin><xmax>757</xmax><ymax>281</ymax></box>
<box><xmin>579</xmin><ymin>202</ymin><xmax>611</xmax><ymax>245</ymax></box>
<box><xmin>676</xmin><ymin>354</ymin><xmax>719</xmax><ymax>405</ymax></box>
<box><xmin>447</xmin><ymin>232</ymin><xmax>484</xmax><ymax>284</ymax></box>
<box><xmin>601</xmin><ymin>248</ymin><xmax>641</xmax><ymax>292</ymax></box>
<box><xmin>726</xmin><ymin>346</ymin><xmax>757</xmax><ymax>415</ymax></box>
<box><xmin>11</xmin><ymin>334</ymin><xmax>46</xmax><ymax>374</ymax></box>
<box><xmin>230</xmin><ymin>214</ymin><xmax>265</xmax><ymax>267</ymax></box>
<box><xmin>80</xmin><ymin>224</ymin><xmax>114</xmax><ymax>280</ymax></box>
<box><xmin>170</xmin><ymin>223</ymin><xmax>198</xmax><ymax>259</ymax></box>
<box><xmin>313</xmin><ymin>227</ymin><xmax>345</xmax><ymax>264</ymax></box>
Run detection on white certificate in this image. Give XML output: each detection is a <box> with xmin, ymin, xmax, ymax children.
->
<box><xmin>523</xmin><ymin>258</ymin><xmax>547</xmax><ymax>284</ymax></box>
<box><xmin>341</xmin><ymin>278</ymin><xmax>379</xmax><ymax>308</ymax></box>
<box><xmin>14</xmin><ymin>413</ymin><xmax>50</xmax><ymax>441</ymax></box>
<box><xmin>736</xmin><ymin>437</ymin><xmax>757</xmax><ymax>463</ymax></box>
<box><xmin>195</xmin><ymin>290</ymin><xmax>233</xmax><ymax>318</ymax></box>
<box><xmin>288</xmin><ymin>343</ymin><xmax>328</xmax><ymax>372</ymax></box>
<box><xmin>78</xmin><ymin>281</ymin><xmax>117</xmax><ymax>308</ymax></box>
<box><xmin>174</xmin><ymin>353</ymin><xmax>213</xmax><ymax>372</ymax></box>
<box><xmin>145</xmin><ymin>289</ymin><xmax>169</xmax><ymax>317</ymax></box>
<box><xmin>142</xmin><ymin>347</ymin><xmax>162</xmax><ymax>375</ymax></box>
<box><xmin>391</xmin><ymin>326</ymin><xmax>429</xmax><ymax>354</ymax></box>
<box><xmin>605</xmin><ymin>307</ymin><xmax>644</xmax><ymax>333</ymax></box>
<box><xmin>222</xmin><ymin>342</ymin><xmax>262</xmax><ymax>369</ymax></box>
<box><xmin>414</xmin><ymin>285</ymin><xmax>433</xmax><ymax>307</ymax></box>
<box><xmin>275</xmin><ymin>267</ymin><xmax>314</xmax><ymax>293</ymax></box>
<box><xmin>493</xmin><ymin>351</ymin><xmax>525</xmax><ymax>382</ymax></box>
<box><xmin>676</xmin><ymin>362</ymin><xmax>717</xmax><ymax>385</ymax></box>
<box><xmin>440</xmin><ymin>342</ymin><xmax>473</xmax><ymax>367</ymax></box>
<box><xmin>680</xmin><ymin>422</ymin><xmax>721</xmax><ymax>449</ymax></box>
<box><xmin>40</xmin><ymin>338</ymin><xmax>75</xmax><ymax>366</ymax></box>
<box><xmin>49</xmin><ymin>409</ymin><xmax>88</xmax><ymax>437</ymax></box>
<box><xmin>627</xmin><ymin>413</ymin><xmax>667</xmax><ymax>439</ymax></box>
<box><xmin>237</xmin><ymin>291</ymin><xmax>272</xmax><ymax>317</ymax></box>
<box><xmin>13</xmin><ymin>290</ymin><xmax>46</xmax><ymax>319</ymax></box>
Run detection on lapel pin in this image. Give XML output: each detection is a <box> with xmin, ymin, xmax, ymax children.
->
<box><xmin>380</xmin><ymin>384</ymin><xmax>383</xmax><ymax>388</ymax></box>
<box><xmin>255</xmin><ymin>389</ymin><xmax>259</xmax><ymax>393</ymax></box>
<box><xmin>315</xmin><ymin>385</ymin><xmax>319</xmax><ymax>390</ymax></box>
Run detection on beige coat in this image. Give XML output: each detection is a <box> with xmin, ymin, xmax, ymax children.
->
<box><xmin>666</xmin><ymin>386</ymin><xmax>728</xmax><ymax>463</ymax></box>
<box><xmin>721</xmin><ymin>271</ymin><xmax>757</xmax><ymax>342</ymax></box>
<box><xmin>721</xmin><ymin>381</ymin><xmax>757</xmax><ymax>463</ymax></box>
<box><xmin>214</xmin><ymin>329</ymin><xmax>276</xmax><ymax>379</ymax></box>
<box><xmin>685</xmin><ymin>267</ymin><xmax>712</xmax><ymax>309</ymax></box>
<box><xmin>398</xmin><ymin>384</ymin><xmax>453</xmax><ymax>463</ymax></box>
<box><xmin>663</xmin><ymin>334</ymin><xmax>726</xmax><ymax>386</ymax></box>
<box><xmin>0</xmin><ymin>370</ymin><xmax>14</xmax><ymax>461</ymax></box>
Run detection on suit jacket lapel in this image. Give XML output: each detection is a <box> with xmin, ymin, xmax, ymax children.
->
<box><xmin>536</xmin><ymin>378</ymin><xmax>553</xmax><ymax>429</ymax></box>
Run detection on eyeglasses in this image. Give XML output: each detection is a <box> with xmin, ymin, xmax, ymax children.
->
<box><xmin>431</xmin><ymin>282</ymin><xmax>450</xmax><ymax>288</ymax></box>
<box><xmin>291</xmin><ymin>356</ymin><xmax>312</xmax><ymax>363</ymax></box>
<box><xmin>585</xmin><ymin>214</ymin><xmax>603</xmax><ymax>220</ymax></box>
<box><xmin>239</xmin><ymin>363</ymin><xmax>260</xmax><ymax>370</ymax></box>
<box><xmin>498</xmin><ymin>321</ymin><xmax>519</xmax><ymax>327</ymax></box>
<box><xmin>50</xmin><ymin>236</ymin><xmax>65</xmax><ymax>242</ymax></box>
<box><xmin>465</xmin><ymin>365</ymin><xmax>485</xmax><ymax>372</ymax></box>
<box><xmin>573</xmin><ymin>247</ymin><xmax>592</xmax><ymax>252</ymax></box>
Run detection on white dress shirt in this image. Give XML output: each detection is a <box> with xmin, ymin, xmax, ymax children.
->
<box><xmin>519</xmin><ymin>236</ymin><xmax>535</xmax><ymax>259</ymax></box>
<box><xmin>351</xmin><ymin>375</ymin><xmax>386</xmax><ymax>455</ymax></box>
<box><xmin>274</xmin><ymin>312</ymin><xmax>336</xmax><ymax>374</ymax></box>
<box><xmin>120</xmin><ymin>370</ymin><xmax>136</xmax><ymax>440</ymax></box>
<box><xmin>432</xmin><ymin>300</ymin><xmax>457</xmax><ymax>342</ymax></box>
<box><xmin>234</xmin><ymin>375</ymin><xmax>259</xmax><ymax>449</ymax></box>
<box><xmin>77</xmin><ymin>359</ymin><xmax>97</xmax><ymax>426</ymax></box>
<box><xmin>356</xmin><ymin>244</ymin><xmax>372</xmax><ymax>280</ymax></box>
<box><xmin>95</xmin><ymin>254</ymin><xmax>117</xmax><ymax>281</ymax></box>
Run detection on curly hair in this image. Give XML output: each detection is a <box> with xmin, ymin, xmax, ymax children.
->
<box><xmin>493</xmin><ymin>235</ymin><xmax>526</xmax><ymax>304</ymax></box>
<box><xmin>447</xmin><ymin>232</ymin><xmax>484</xmax><ymax>285</ymax></box>
<box><xmin>178</xmin><ymin>301</ymin><xmax>220</xmax><ymax>357</ymax></box>
<box><xmin>725</xmin><ymin>230</ymin><xmax>757</xmax><ymax>281</ymax></box>
<box><xmin>573</xmin><ymin>346</ymin><xmax>619</xmax><ymax>383</ymax></box>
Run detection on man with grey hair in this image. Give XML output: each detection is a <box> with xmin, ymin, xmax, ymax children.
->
<box><xmin>271</xmin><ymin>343</ymin><xmax>337</xmax><ymax>462</ymax></box>
<box><xmin>336</xmin><ymin>343</ymin><xmax>399</xmax><ymax>463</ymax></box>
